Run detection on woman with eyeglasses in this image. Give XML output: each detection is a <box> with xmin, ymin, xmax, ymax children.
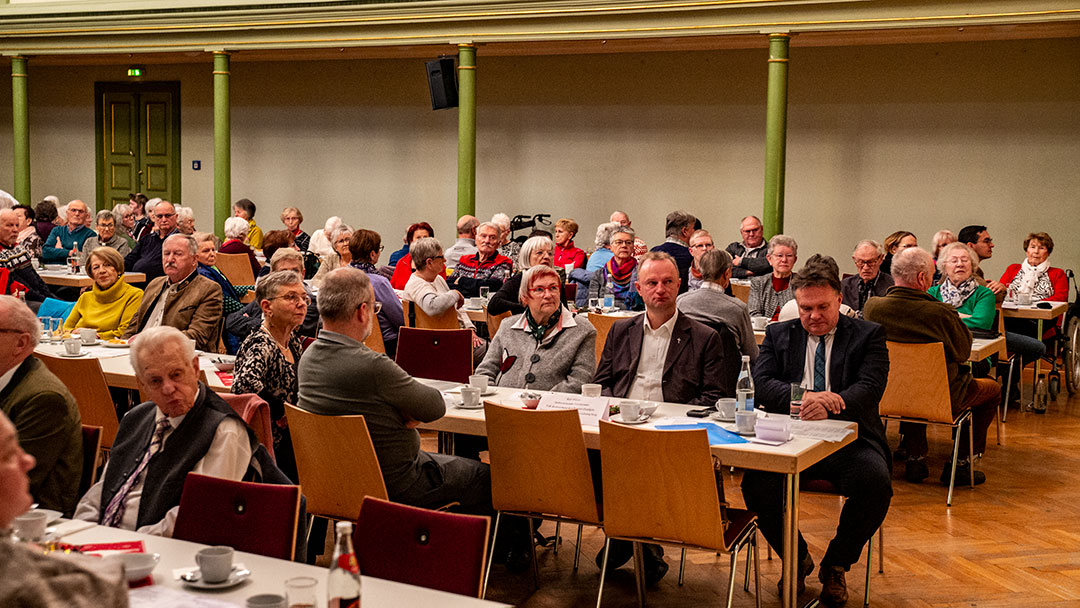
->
<box><xmin>748</xmin><ymin>234</ymin><xmax>798</xmax><ymax>321</ymax></box>
<box><xmin>477</xmin><ymin>265</ymin><xmax>596</xmax><ymax>393</ymax></box>
<box><xmin>231</xmin><ymin>270</ymin><xmax>306</xmax><ymax>482</ymax></box>
<box><xmin>487</xmin><ymin>235</ymin><xmax>556</xmax><ymax>316</ymax></box>
<box><xmin>349</xmin><ymin>229</ymin><xmax>404</xmax><ymax>357</ymax></box>
<box><xmin>588</xmin><ymin>226</ymin><xmax>643</xmax><ymax>311</ymax></box>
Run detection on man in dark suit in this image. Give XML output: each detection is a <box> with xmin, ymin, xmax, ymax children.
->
<box><xmin>649</xmin><ymin>210</ymin><xmax>696</xmax><ymax>295</ymax></box>
<box><xmin>840</xmin><ymin>239</ymin><xmax>894</xmax><ymax>315</ymax></box>
<box><xmin>743</xmin><ymin>262</ymin><xmax>892</xmax><ymax>608</ymax></box>
<box><xmin>593</xmin><ymin>251</ymin><xmax>731</xmax><ymax>584</ymax></box>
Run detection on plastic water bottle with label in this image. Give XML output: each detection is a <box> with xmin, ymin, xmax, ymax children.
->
<box><xmin>602</xmin><ymin>282</ymin><xmax>615</xmax><ymax>312</ymax></box>
<box><xmin>736</xmin><ymin>355</ymin><xmax>755</xmax><ymax>411</ymax></box>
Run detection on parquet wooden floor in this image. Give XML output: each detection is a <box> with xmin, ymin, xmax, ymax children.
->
<box><xmin>402</xmin><ymin>389</ymin><xmax>1080</xmax><ymax>607</ymax></box>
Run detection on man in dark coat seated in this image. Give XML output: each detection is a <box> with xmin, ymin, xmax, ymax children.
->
<box><xmin>743</xmin><ymin>260</ymin><xmax>892</xmax><ymax>608</ymax></box>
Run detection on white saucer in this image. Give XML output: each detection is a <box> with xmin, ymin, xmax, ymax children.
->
<box><xmin>463</xmin><ymin>306</ymin><xmax>483</xmax><ymax>312</ymax></box>
<box><xmin>612</xmin><ymin>416</ymin><xmax>651</xmax><ymax>425</ymax></box>
<box><xmin>735</xmin><ymin>428</ymin><xmax>756</xmax><ymax>437</ymax></box>
<box><xmin>58</xmin><ymin>351</ymin><xmax>90</xmax><ymax>358</ymax></box>
<box><xmin>37</xmin><ymin>509</ymin><xmax>63</xmax><ymax>524</ymax></box>
<box><xmin>454</xmin><ymin>400</ymin><xmax>485</xmax><ymax>410</ymax></box>
<box><xmin>710</xmin><ymin>413</ymin><xmax>736</xmax><ymax>423</ymax></box>
<box><xmin>103</xmin><ymin>341</ymin><xmax>130</xmax><ymax>348</ymax></box>
<box><xmin>180</xmin><ymin>566</ymin><xmax>251</xmax><ymax>590</ymax></box>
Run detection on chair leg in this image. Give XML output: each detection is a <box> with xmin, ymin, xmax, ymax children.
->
<box><xmin>1002</xmin><ymin>357</ymin><xmax>1016</xmax><ymax>423</ymax></box>
<box><xmin>596</xmin><ymin>537</ymin><xmax>611</xmax><ymax>608</ymax></box>
<box><xmin>678</xmin><ymin>548</ymin><xmax>686</xmax><ymax>586</ymax></box>
<box><xmin>726</xmin><ymin>544</ymin><xmax>739</xmax><ymax>608</ymax></box>
<box><xmin>743</xmin><ymin>541</ymin><xmax>752</xmax><ymax>591</ymax></box>
<box><xmin>968</xmin><ymin>417</ymin><xmax>975</xmax><ymax>488</ymax></box>
<box><xmin>753</xmin><ymin>530</ymin><xmax>761</xmax><ymax>608</ymax></box>
<box><xmin>482</xmin><ymin>512</ymin><xmax>502</xmax><ymax>598</ymax></box>
<box><xmin>573</xmin><ymin>524</ymin><xmax>583</xmax><ymax>572</ymax></box>
<box><xmin>529</xmin><ymin>517</ymin><xmax>541</xmax><ymax>590</ymax></box>
<box><xmin>877</xmin><ymin>527</ymin><xmax>884</xmax><ymax>574</ymax></box>
<box><xmin>947</xmin><ymin>422</ymin><xmax>963</xmax><ymax>506</ymax></box>
<box><xmin>553</xmin><ymin>521</ymin><xmax>561</xmax><ymax>556</ymax></box>
<box><xmin>864</xmin><ymin>532</ymin><xmax>872</xmax><ymax>607</ymax></box>
<box><xmin>632</xmin><ymin>542</ymin><xmax>647</xmax><ymax>608</ymax></box>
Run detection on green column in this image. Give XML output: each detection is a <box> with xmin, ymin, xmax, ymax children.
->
<box><xmin>213</xmin><ymin>51</ymin><xmax>231</xmax><ymax>240</ymax></box>
<box><xmin>456</xmin><ymin>44</ymin><xmax>477</xmax><ymax>218</ymax></box>
<box><xmin>11</xmin><ymin>56</ymin><xmax>30</xmax><ymax>205</ymax></box>
<box><xmin>763</xmin><ymin>34</ymin><xmax>790</xmax><ymax>239</ymax></box>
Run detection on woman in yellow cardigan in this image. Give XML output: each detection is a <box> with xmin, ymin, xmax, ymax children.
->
<box><xmin>64</xmin><ymin>246</ymin><xmax>143</xmax><ymax>339</ymax></box>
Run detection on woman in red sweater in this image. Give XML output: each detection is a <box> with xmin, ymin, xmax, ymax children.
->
<box><xmin>1001</xmin><ymin>231</ymin><xmax>1067</xmax><ymax>342</ymax></box>
<box><xmin>553</xmin><ymin>218</ymin><xmax>586</xmax><ymax>270</ymax></box>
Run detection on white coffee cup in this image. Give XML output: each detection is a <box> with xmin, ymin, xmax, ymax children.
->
<box><xmin>195</xmin><ymin>546</ymin><xmax>234</xmax><ymax>584</ymax></box>
<box><xmin>13</xmin><ymin>510</ymin><xmax>48</xmax><ymax>542</ymax></box>
<box><xmin>620</xmin><ymin>401</ymin><xmax>642</xmax><ymax>422</ymax></box>
<box><xmin>564</xmin><ymin>263</ymin><xmax>575</xmax><ymax>274</ymax></box>
<box><xmin>715</xmin><ymin>397</ymin><xmax>737</xmax><ymax>419</ymax></box>
<box><xmin>79</xmin><ymin>328</ymin><xmax>98</xmax><ymax>344</ymax></box>
<box><xmin>246</xmin><ymin>594</ymin><xmax>287</xmax><ymax>608</ymax></box>
<box><xmin>468</xmin><ymin>374</ymin><xmax>489</xmax><ymax>392</ymax></box>
<box><xmin>735</xmin><ymin>409</ymin><xmax>756</xmax><ymax>434</ymax></box>
<box><xmin>751</xmin><ymin>316</ymin><xmax>768</xmax><ymax>330</ymax></box>
<box><xmin>581</xmin><ymin>383</ymin><xmax>602</xmax><ymax>398</ymax></box>
<box><xmin>63</xmin><ymin>338</ymin><xmax>82</xmax><ymax>356</ymax></box>
<box><xmin>469</xmin><ymin>297</ymin><xmax>484</xmax><ymax>309</ymax></box>
<box><xmin>461</xmin><ymin>386</ymin><xmax>481</xmax><ymax>408</ymax></box>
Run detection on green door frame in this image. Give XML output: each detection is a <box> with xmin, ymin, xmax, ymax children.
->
<box><xmin>94</xmin><ymin>81</ymin><xmax>181</xmax><ymax>209</ymax></box>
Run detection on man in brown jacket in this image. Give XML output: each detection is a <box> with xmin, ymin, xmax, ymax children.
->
<box><xmin>864</xmin><ymin>247</ymin><xmax>1000</xmax><ymax>486</ymax></box>
<box><xmin>0</xmin><ymin>296</ymin><xmax>81</xmax><ymax>515</ymax></box>
<box><xmin>123</xmin><ymin>233</ymin><xmax>223</xmax><ymax>352</ymax></box>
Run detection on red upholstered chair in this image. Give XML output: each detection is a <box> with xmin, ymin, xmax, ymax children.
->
<box><xmin>173</xmin><ymin>473</ymin><xmax>301</xmax><ymax>560</ymax></box>
<box><xmin>395</xmin><ymin>327</ymin><xmax>473</xmax><ymax>383</ymax></box>
<box><xmin>353</xmin><ymin>497</ymin><xmax>490</xmax><ymax>598</ymax></box>
<box><xmin>218</xmin><ymin>392</ymin><xmax>275</xmax><ymax>462</ymax></box>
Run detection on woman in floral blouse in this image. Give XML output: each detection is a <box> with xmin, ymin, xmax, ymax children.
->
<box><xmin>232</xmin><ymin>269</ymin><xmax>307</xmax><ymax>483</ymax></box>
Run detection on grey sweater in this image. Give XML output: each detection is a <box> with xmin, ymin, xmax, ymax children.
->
<box><xmin>476</xmin><ymin>308</ymin><xmax>596</xmax><ymax>394</ymax></box>
<box><xmin>676</xmin><ymin>283</ymin><xmax>760</xmax><ymax>360</ymax></box>
<box><xmin>297</xmin><ymin>329</ymin><xmax>445</xmax><ymax>496</ymax></box>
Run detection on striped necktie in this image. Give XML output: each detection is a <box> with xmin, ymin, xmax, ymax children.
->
<box><xmin>813</xmin><ymin>338</ymin><xmax>827</xmax><ymax>392</ymax></box>
<box><xmin>101</xmin><ymin>417</ymin><xmax>171</xmax><ymax>528</ymax></box>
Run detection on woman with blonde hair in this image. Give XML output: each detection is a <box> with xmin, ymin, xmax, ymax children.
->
<box><xmin>63</xmin><ymin>247</ymin><xmax>143</xmax><ymax>339</ymax></box>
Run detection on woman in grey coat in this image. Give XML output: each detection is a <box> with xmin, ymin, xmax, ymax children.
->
<box><xmin>477</xmin><ymin>265</ymin><xmax>596</xmax><ymax>393</ymax></box>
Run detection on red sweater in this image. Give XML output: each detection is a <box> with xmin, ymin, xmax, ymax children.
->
<box><xmin>999</xmin><ymin>264</ymin><xmax>1068</xmax><ymax>302</ymax></box>
<box><xmin>390</xmin><ymin>254</ymin><xmax>413</xmax><ymax>290</ymax></box>
<box><xmin>554</xmin><ymin>241</ymin><xmax>586</xmax><ymax>270</ymax></box>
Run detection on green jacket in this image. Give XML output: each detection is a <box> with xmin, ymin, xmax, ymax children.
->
<box><xmin>927</xmin><ymin>283</ymin><xmax>996</xmax><ymax>331</ymax></box>
<box><xmin>0</xmin><ymin>357</ymin><xmax>82</xmax><ymax>515</ymax></box>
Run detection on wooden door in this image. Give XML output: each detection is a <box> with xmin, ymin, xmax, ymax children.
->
<box><xmin>96</xmin><ymin>83</ymin><xmax>181</xmax><ymax>209</ymax></box>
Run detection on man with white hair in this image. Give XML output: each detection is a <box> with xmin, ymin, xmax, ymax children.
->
<box><xmin>123</xmin><ymin>233</ymin><xmax>223</xmax><ymax>351</ymax></box>
<box><xmin>80</xmin><ymin>209</ymin><xmax>132</xmax><ymax>265</ymax></box>
<box><xmin>444</xmin><ymin>215</ymin><xmax>479</xmax><ymax>270</ymax></box>
<box><xmin>41</xmin><ymin>200</ymin><xmax>93</xmax><ymax>263</ymax></box>
<box><xmin>725</xmin><ymin>215</ymin><xmax>772</xmax><ymax>278</ymax></box>
<box><xmin>0</xmin><ymin>209</ymin><xmax>54</xmax><ymax>306</ymax></box>
<box><xmin>490</xmin><ymin>213</ymin><xmax>521</xmax><ymax>263</ymax></box>
<box><xmin>840</xmin><ymin>240</ymin><xmax>894</xmax><ymax>315</ymax></box>
<box><xmin>448</xmin><ymin>222</ymin><xmax>514</xmax><ymax>298</ymax></box>
<box><xmin>125</xmin><ymin>200</ymin><xmax>179</xmax><ymax>281</ymax></box>
<box><xmin>74</xmin><ymin>326</ymin><xmax>266</xmax><ymax>536</ymax></box>
<box><xmin>0</xmin><ymin>296</ymin><xmax>81</xmax><ymax>515</ymax></box>
<box><xmin>864</xmin><ymin>247</ymin><xmax>999</xmax><ymax>486</ymax></box>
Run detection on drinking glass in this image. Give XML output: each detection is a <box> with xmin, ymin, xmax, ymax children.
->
<box><xmin>789</xmin><ymin>384</ymin><xmax>805</xmax><ymax>420</ymax></box>
<box><xmin>479</xmin><ymin>286</ymin><xmax>490</xmax><ymax>300</ymax></box>
<box><xmin>284</xmin><ymin>576</ymin><xmax>317</xmax><ymax>608</ymax></box>
<box><xmin>48</xmin><ymin>318</ymin><xmax>63</xmax><ymax>344</ymax></box>
<box><xmin>588</xmin><ymin>298</ymin><xmax>599</xmax><ymax>313</ymax></box>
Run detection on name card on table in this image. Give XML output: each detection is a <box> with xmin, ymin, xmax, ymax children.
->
<box><xmin>537</xmin><ymin>394</ymin><xmax>610</xmax><ymax>427</ymax></box>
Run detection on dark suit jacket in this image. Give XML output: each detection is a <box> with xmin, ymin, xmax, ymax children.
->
<box><xmin>593</xmin><ymin>312</ymin><xmax>730</xmax><ymax>405</ymax></box>
<box><xmin>752</xmin><ymin>315</ymin><xmax>891</xmax><ymax>466</ymax></box>
<box><xmin>840</xmin><ymin>272</ymin><xmax>894</xmax><ymax>312</ymax></box>
<box><xmin>123</xmin><ymin>271</ymin><xmax>224</xmax><ymax>352</ymax></box>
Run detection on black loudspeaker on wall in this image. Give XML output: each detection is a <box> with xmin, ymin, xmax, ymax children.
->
<box><xmin>426</xmin><ymin>57</ymin><xmax>458</xmax><ymax>110</ymax></box>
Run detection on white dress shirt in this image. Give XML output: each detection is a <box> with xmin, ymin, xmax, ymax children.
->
<box><xmin>627</xmin><ymin>310</ymin><xmax>679</xmax><ymax>402</ymax></box>
<box><xmin>801</xmin><ymin>328</ymin><xmax>837</xmax><ymax>392</ymax></box>
<box><xmin>143</xmin><ymin>282</ymin><xmax>176</xmax><ymax>330</ymax></box>
<box><xmin>74</xmin><ymin>401</ymin><xmax>252</xmax><ymax>537</ymax></box>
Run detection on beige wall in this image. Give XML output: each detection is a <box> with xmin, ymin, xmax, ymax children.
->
<box><xmin>0</xmin><ymin>36</ymin><xmax>1077</xmax><ymax>278</ymax></box>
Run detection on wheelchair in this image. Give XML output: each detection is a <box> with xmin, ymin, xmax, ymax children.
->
<box><xmin>1043</xmin><ymin>269</ymin><xmax>1080</xmax><ymax>400</ymax></box>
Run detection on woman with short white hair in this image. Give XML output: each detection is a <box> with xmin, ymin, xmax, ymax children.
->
<box><xmin>748</xmin><ymin>234</ymin><xmax>798</xmax><ymax>320</ymax></box>
<box><xmin>308</xmin><ymin>215</ymin><xmax>341</xmax><ymax>261</ymax></box>
<box><xmin>175</xmin><ymin>206</ymin><xmax>195</xmax><ymax>235</ymax></box>
<box><xmin>491</xmin><ymin>213</ymin><xmax>520</xmax><ymax>263</ymax></box>
<box><xmin>487</xmin><ymin>235</ymin><xmax>556</xmax><ymax>316</ymax></box>
<box><xmin>219</xmin><ymin>216</ymin><xmax>260</xmax><ymax>277</ymax></box>
<box><xmin>310</xmin><ymin>224</ymin><xmax>354</xmax><ymax>288</ymax></box>
<box><xmin>585</xmin><ymin>221</ymin><xmax>619</xmax><ymax>273</ymax></box>
<box><xmin>928</xmin><ymin>242</ymin><xmax>995</xmax><ymax>331</ymax></box>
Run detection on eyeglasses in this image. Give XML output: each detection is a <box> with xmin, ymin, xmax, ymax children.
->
<box><xmin>156</xmin><ymin>213</ymin><xmax>176</xmax><ymax>219</ymax></box>
<box><xmin>270</xmin><ymin>293</ymin><xmax>311</xmax><ymax>306</ymax></box>
<box><xmin>611</xmin><ymin>239</ymin><xmax>633</xmax><ymax>247</ymax></box>
<box><xmin>853</xmin><ymin>258</ymin><xmax>880</xmax><ymax>268</ymax></box>
<box><xmin>529</xmin><ymin>286</ymin><xmax>561</xmax><ymax>296</ymax></box>
<box><xmin>358</xmin><ymin>301</ymin><xmax>383</xmax><ymax>314</ymax></box>
<box><xmin>771</xmin><ymin>253</ymin><xmax>796</xmax><ymax>260</ymax></box>
<box><xmin>741</xmin><ymin>227</ymin><xmax>763</xmax><ymax>234</ymax></box>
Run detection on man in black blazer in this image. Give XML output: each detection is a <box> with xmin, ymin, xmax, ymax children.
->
<box><xmin>592</xmin><ymin>251</ymin><xmax>733</xmax><ymax>584</ymax></box>
<box><xmin>743</xmin><ymin>262</ymin><xmax>892</xmax><ymax>608</ymax></box>
<box><xmin>840</xmin><ymin>239</ymin><xmax>894</xmax><ymax>314</ymax></box>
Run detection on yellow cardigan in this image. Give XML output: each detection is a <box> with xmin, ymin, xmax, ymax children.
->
<box><xmin>63</xmin><ymin>278</ymin><xmax>144</xmax><ymax>339</ymax></box>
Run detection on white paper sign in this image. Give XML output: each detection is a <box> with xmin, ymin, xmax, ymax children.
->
<box><xmin>536</xmin><ymin>394</ymin><xmax>610</xmax><ymax>427</ymax></box>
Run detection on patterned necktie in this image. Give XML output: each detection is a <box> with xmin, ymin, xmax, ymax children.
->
<box><xmin>813</xmin><ymin>338</ymin><xmax>827</xmax><ymax>392</ymax></box>
<box><xmin>101</xmin><ymin>417</ymin><xmax>171</xmax><ymax>528</ymax></box>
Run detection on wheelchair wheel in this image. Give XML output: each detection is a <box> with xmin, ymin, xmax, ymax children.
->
<box><xmin>1067</xmin><ymin>316</ymin><xmax>1080</xmax><ymax>396</ymax></box>
<box><xmin>1049</xmin><ymin>374</ymin><xmax>1060</xmax><ymax>401</ymax></box>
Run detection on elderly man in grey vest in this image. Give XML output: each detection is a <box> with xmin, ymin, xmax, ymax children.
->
<box><xmin>74</xmin><ymin>326</ymin><xmax>257</xmax><ymax>536</ymax></box>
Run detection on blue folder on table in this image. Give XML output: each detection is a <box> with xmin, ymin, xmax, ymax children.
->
<box><xmin>654</xmin><ymin>423</ymin><xmax>748</xmax><ymax>445</ymax></box>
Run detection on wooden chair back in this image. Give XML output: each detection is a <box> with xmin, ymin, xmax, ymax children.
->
<box><xmin>284</xmin><ymin>404</ymin><xmax>388</xmax><ymax>521</ymax></box>
<box><xmin>486</xmin><ymin>310</ymin><xmax>512</xmax><ymax>337</ymax></box>
<box><xmin>79</xmin><ymin>425</ymin><xmax>103</xmax><ymax>497</ymax></box>
<box><xmin>216</xmin><ymin>252</ymin><xmax>256</xmax><ymax>287</ymax></box>
<box><xmin>878</xmin><ymin>341</ymin><xmax>954</xmax><ymax>423</ymax></box>
<box><xmin>484</xmin><ymin>402</ymin><xmax>601</xmax><ymax>525</ymax></box>
<box><xmin>364</xmin><ymin>324</ymin><xmax>386</xmax><ymax>353</ymax></box>
<box><xmin>589</xmin><ymin>313</ymin><xmax>624</xmax><ymax>364</ymax></box>
<box><xmin>37</xmin><ymin>354</ymin><xmax>119</xmax><ymax>449</ymax></box>
<box><xmin>598</xmin><ymin>421</ymin><xmax>728</xmax><ymax>551</ymax></box>
<box><xmin>402</xmin><ymin>300</ymin><xmax>459</xmax><ymax>330</ymax></box>
<box><xmin>730</xmin><ymin>282</ymin><xmax>751</xmax><ymax>303</ymax></box>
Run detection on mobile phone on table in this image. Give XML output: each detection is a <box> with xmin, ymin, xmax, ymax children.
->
<box><xmin>687</xmin><ymin>408</ymin><xmax>713</xmax><ymax>418</ymax></box>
